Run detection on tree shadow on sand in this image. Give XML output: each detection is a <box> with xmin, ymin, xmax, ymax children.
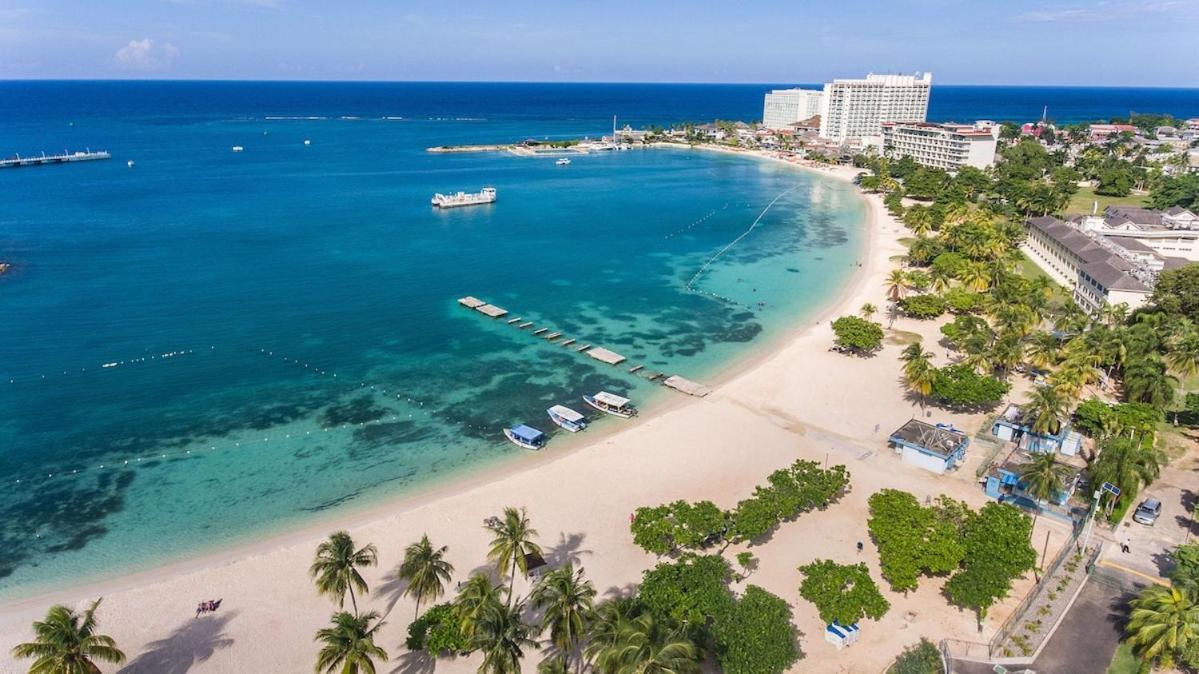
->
<box><xmin>375</xmin><ymin>566</ymin><xmax>411</xmax><ymax>614</ymax></box>
<box><xmin>118</xmin><ymin>610</ymin><xmax>237</xmax><ymax>674</ymax></box>
<box><xmin>389</xmin><ymin>650</ymin><xmax>437</xmax><ymax>674</ymax></box>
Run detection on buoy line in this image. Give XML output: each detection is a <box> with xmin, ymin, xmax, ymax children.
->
<box><xmin>685</xmin><ymin>184</ymin><xmax>801</xmax><ymax>291</ymax></box>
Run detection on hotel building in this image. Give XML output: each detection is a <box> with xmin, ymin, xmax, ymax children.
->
<box><xmin>880</xmin><ymin>121</ymin><xmax>999</xmax><ymax>171</ymax></box>
<box><xmin>762</xmin><ymin>88</ymin><xmax>824</xmax><ymax>130</ymax></box>
<box><xmin>819</xmin><ymin>72</ymin><xmax>932</xmax><ymax>143</ymax></box>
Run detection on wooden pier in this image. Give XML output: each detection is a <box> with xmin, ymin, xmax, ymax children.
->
<box><xmin>1</xmin><ymin>150</ymin><xmax>111</xmax><ymax>169</ymax></box>
<box><xmin>457</xmin><ymin>295</ymin><xmax>711</xmax><ymax>397</ymax></box>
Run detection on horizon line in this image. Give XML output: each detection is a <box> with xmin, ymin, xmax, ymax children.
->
<box><xmin>1</xmin><ymin>78</ymin><xmax>1198</xmax><ymax>90</ymax></box>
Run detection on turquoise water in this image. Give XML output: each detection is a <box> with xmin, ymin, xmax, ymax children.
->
<box><xmin>0</xmin><ymin>85</ymin><xmax>865</xmax><ymax>598</ymax></box>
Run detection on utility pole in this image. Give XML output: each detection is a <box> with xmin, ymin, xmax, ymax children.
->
<box><xmin>1082</xmin><ymin>489</ymin><xmax>1102</xmax><ymax>553</ymax></box>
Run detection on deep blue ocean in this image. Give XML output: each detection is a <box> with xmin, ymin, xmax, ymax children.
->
<box><xmin>0</xmin><ymin>81</ymin><xmax>1195</xmax><ymax>598</ymax></box>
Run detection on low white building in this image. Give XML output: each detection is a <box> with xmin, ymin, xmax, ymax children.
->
<box><xmin>1023</xmin><ymin>215</ymin><xmax>1155</xmax><ymax>313</ymax></box>
<box><xmin>762</xmin><ymin>88</ymin><xmax>824</xmax><ymax>130</ymax></box>
<box><xmin>880</xmin><ymin>121</ymin><xmax>999</xmax><ymax>171</ymax></box>
<box><xmin>1075</xmin><ymin>205</ymin><xmax>1199</xmax><ymax>262</ymax></box>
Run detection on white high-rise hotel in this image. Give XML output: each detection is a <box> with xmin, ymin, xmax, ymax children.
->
<box><xmin>761</xmin><ymin>72</ymin><xmax>933</xmax><ymax>142</ymax></box>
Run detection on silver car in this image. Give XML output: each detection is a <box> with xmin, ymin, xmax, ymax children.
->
<box><xmin>1133</xmin><ymin>498</ymin><xmax>1162</xmax><ymax>526</ymax></box>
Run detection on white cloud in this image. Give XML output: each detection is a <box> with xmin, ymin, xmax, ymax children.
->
<box><xmin>1016</xmin><ymin>0</ymin><xmax>1195</xmax><ymax>22</ymax></box>
<box><xmin>114</xmin><ymin>38</ymin><xmax>180</xmax><ymax>71</ymax></box>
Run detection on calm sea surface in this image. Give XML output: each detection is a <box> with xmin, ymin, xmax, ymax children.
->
<box><xmin>0</xmin><ymin>81</ymin><xmax>1194</xmax><ymax>597</ymax></box>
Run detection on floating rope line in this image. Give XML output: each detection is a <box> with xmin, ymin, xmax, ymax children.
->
<box><xmin>685</xmin><ymin>184</ymin><xmax>802</xmax><ymax>291</ymax></box>
<box><xmin>663</xmin><ymin>208</ymin><xmax>717</xmax><ymax>240</ymax></box>
<box><xmin>4</xmin><ymin>348</ymin><xmax>208</xmax><ymax>386</ymax></box>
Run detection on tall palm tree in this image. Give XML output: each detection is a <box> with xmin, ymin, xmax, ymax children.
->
<box><xmin>1024</xmin><ymin>331</ymin><xmax>1060</xmax><ymax>371</ymax></box>
<box><xmin>530</xmin><ymin>564</ymin><xmax>596</xmax><ymax>672</ymax></box>
<box><xmin>1124</xmin><ymin>357</ymin><xmax>1178</xmax><ymax>408</ymax></box>
<box><xmin>588</xmin><ymin>613</ymin><xmax>698</xmax><ymax>674</ymax></box>
<box><xmin>1166</xmin><ymin>326</ymin><xmax>1199</xmax><ymax>409</ymax></box>
<box><xmin>473</xmin><ymin>599</ymin><xmax>539</xmax><ymax>674</ymax></box>
<box><xmin>399</xmin><ymin>534</ymin><xmax>455</xmax><ymax>619</ymax></box>
<box><xmin>455</xmin><ymin>573</ymin><xmax>505</xmax><ymax>639</ymax></box>
<box><xmin>309</xmin><ymin>531</ymin><xmax>378</xmax><ymax>616</ymax></box>
<box><xmin>901</xmin><ymin>342</ymin><xmax>936</xmax><ymax>411</ymax></box>
<box><xmin>884</xmin><ymin>269</ymin><xmax>909</xmax><ymax>303</ymax></box>
<box><xmin>583</xmin><ymin>597</ymin><xmax>645</xmax><ymax>669</ymax></box>
<box><xmin>991</xmin><ymin>333</ymin><xmax>1025</xmax><ymax>379</ymax></box>
<box><xmin>929</xmin><ymin>267</ymin><xmax>952</xmax><ymax>294</ymax></box>
<box><xmin>958</xmin><ymin>260</ymin><xmax>991</xmax><ymax>292</ymax></box>
<box><xmin>10</xmin><ymin>599</ymin><xmax>125</xmax><ymax>674</ymax></box>
<box><xmin>903</xmin><ymin>206</ymin><xmax>933</xmax><ymax>236</ymax></box>
<box><xmin>860</xmin><ymin>303</ymin><xmax>877</xmax><ymax>320</ymax></box>
<box><xmin>486</xmin><ymin>507</ymin><xmax>542</xmax><ymax>605</ymax></box>
<box><xmin>1018</xmin><ymin>451</ymin><xmax>1070</xmax><ymax>538</ymax></box>
<box><xmin>1091</xmin><ymin>437</ymin><xmax>1162</xmax><ymax>504</ymax></box>
<box><xmin>314</xmin><ymin>610</ymin><xmax>389</xmax><ymax>674</ymax></box>
<box><xmin>1024</xmin><ymin>385</ymin><xmax>1069</xmax><ymax>437</ymax></box>
<box><xmin>1125</xmin><ymin>585</ymin><xmax>1199</xmax><ymax>671</ymax></box>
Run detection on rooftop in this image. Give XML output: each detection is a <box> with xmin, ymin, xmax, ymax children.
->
<box><xmin>889</xmin><ymin>419</ymin><xmax>968</xmax><ymax>459</ymax></box>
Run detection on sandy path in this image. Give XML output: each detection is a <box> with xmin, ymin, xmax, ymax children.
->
<box><xmin>0</xmin><ymin>158</ymin><xmax>1069</xmax><ymax>674</ymax></box>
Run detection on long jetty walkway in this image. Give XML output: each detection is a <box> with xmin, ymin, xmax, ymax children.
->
<box><xmin>457</xmin><ymin>296</ymin><xmax>711</xmax><ymax>397</ymax></box>
<box><xmin>1</xmin><ymin>150</ymin><xmax>111</xmax><ymax>169</ymax></box>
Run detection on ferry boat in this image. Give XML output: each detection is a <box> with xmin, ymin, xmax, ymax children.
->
<box><xmin>503</xmin><ymin>424</ymin><xmax>547</xmax><ymax>450</ymax></box>
<box><xmin>582</xmin><ymin>391</ymin><xmax>638</xmax><ymax>419</ymax></box>
<box><xmin>547</xmin><ymin>405</ymin><xmax>587</xmax><ymax>432</ymax></box>
<box><xmin>431</xmin><ymin>187</ymin><xmax>497</xmax><ymax>208</ymax></box>
<box><xmin>555</xmin><ymin>158</ymin><xmax>571</xmax><ymax>166</ymax></box>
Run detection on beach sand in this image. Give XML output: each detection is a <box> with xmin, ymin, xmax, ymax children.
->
<box><xmin>0</xmin><ymin>157</ymin><xmax>1070</xmax><ymax>673</ymax></box>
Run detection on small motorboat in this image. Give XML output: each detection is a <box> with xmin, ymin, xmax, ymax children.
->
<box><xmin>231</xmin><ymin>146</ymin><xmax>244</xmax><ymax>153</ymax></box>
<box><xmin>503</xmin><ymin>424</ymin><xmax>547</xmax><ymax>450</ymax></box>
<box><xmin>304</xmin><ymin>139</ymin><xmax>312</xmax><ymax>146</ymax></box>
<box><xmin>547</xmin><ymin>405</ymin><xmax>587</xmax><ymax>432</ymax></box>
<box><xmin>583</xmin><ymin>391</ymin><xmax>637</xmax><ymax>419</ymax></box>
<box><xmin>126</xmin><ymin>160</ymin><xmax>135</xmax><ymax>168</ymax></box>
<box><xmin>555</xmin><ymin>158</ymin><xmax>571</xmax><ymax>166</ymax></box>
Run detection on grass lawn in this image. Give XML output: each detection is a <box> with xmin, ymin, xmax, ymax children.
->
<box><xmin>1067</xmin><ymin>187</ymin><xmax>1148</xmax><ymax>215</ymax></box>
<box><xmin>1106</xmin><ymin>642</ymin><xmax>1138</xmax><ymax>674</ymax></box>
<box><xmin>1012</xmin><ymin>251</ymin><xmax>1072</xmax><ymax>305</ymax></box>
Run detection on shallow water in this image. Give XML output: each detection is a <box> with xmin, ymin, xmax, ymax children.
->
<box><xmin>0</xmin><ymin>83</ymin><xmax>865</xmax><ymax>597</ymax></box>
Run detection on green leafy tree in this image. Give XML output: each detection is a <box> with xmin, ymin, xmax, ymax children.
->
<box><xmin>310</xmin><ymin>531</ymin><xmax>379</xmax><ymax>616</ymax></box>
<box><xmin>638</xmin><ymin>554</ymin><xmax>734</xmax><ymax>629</ymax></box>
<box><xmin>798</xmin><ymin>559</ymin><xmax>891</xmax><ymax>625</ymax></box>
<box><xmin>889</xmin><ymin>638</ymin><xmax>943</xmax><ymax>674</ymax></box>
<box><xmin>314</xmin><ymin>611</ymin><xmax>389</xmax><ymax>674</ymax></box>
<box><xmin>530</xmin><ymin>563</ymin><xmax>596</xmax><ymax>671</ymax></box>
<box><xmin>487</xmin><ymin>507</ymin><xmax>543</xmax><ymax>605</ymax></box>
<box><xmin>711</xmin><ymin>585</ymin><xmax>800</xmax><ymax>674</ymax></box>
<box><xmin>1151</xmin><ymin>264</ymin><xmax>1199</xmax><ymax>321</ymax></box>
<box><xmin>1148</xmin><ymin>173</ymin><xmax>1199</xmax><ymax>210</ymax></box>
<box><xmin>405</xmin><ymin>603</ymin><xmax>471</xmax><ymax>655</ymax></box>
<box><xmin>945</xmin><ymin>503</ymin><xmax>1036</xmax><ymax>628</ymax></box>
<box><xmin>399</xmin><ymin>534</ymin><xmax>455</xmax><ymax>619</ymax></box>
<box><xmin>931</xmin><ymin>365</ymin><xmax>1010</xmax><ymax>408</ymax></box>
<box><xmin>1125</xmin><ymin>585</ymin><xmax>1199</xmax><ymax>671</ymax></box>
<box><xmin>898</xmin><ymin>294</ymin><xmax>947</xmax><ymax>319</ymax></box>
<box><xmin>867</xmin><ymin>490</ymin><xmax>965</xmax><ymax>593</ymax></box>
<box><xmin>728</xmin><ymin>461</ymin><xmax>850</xmax><ymax>543</ymax></box>
<box><xmin>10</xmin><ymin>599</ymin><xmax>125</xmax><ymax>674</ymax></box>
<box><xmin>832</xmin><ymin>315</ymin><xmax>885</xmax><ymax>354</ymax></box>
<box><xmin>630</xmin><ymin>500</ymin><xmax>727</xmax><ymax>555</ymax></box>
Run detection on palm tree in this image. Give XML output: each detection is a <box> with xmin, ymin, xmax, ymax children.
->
<box><xmin>929</xmin><ymin>267</ymin><xmax>952</xmax><ymax>294</ymax></box>
<box><xmin>309</xmin><ymin>531</ymin><xmax>378</xmax><ymax>616</ymax></box>
<box><xmin>473</xmin><ymin>599</ymin><xmax>539</xmax><ymax>674</ymax></box>
<box><xmin>1018</xmin><ymin>451</ymin><xmax>1070</xmax><ymax>539</ymax></box>
<box><xmin>399</xmin><ymin>534</ymin><xmax>455</xmax><ymax>619</ymax></box>
<box><xmin>530</xmin><ymin>564</ymin><xmax>596</xmax><ymax>671</ymax></box>
<box><xmin>11</xmin><ymin>599</ymin><xmax>125</xmax><ymax>674</ymax></box>
<box><xmin>1124</xmin><ymin>357</ymin><xmax>1178</xmax><ymax>408</ymax></box>
<box><xmin>486</xmin><ymin>507</ymin><xmax>542</xmax><ymax>605</ymax></box>
<box><xmin>583</xmin><ymin>597</ymin><xmax>644</xmax><ymax>669</ymax></box>
<box><xmin>901</xmin><ymin>342</ymin><xmax>936</xmax><ymax>411</ymax></box>
<box><xmin>1166</xmin><ymin>326</ymin><xmax>1199</xmax><ymax>406</ymax></box>
<box><xmin>903</xmin><ymin>206</ymin><xmax>933</xmax><ymax>236</ymax></box>
<box><xmin>860</xmin><ymin>303</ymin><xmax>877</xmax><ymax>320</ymax></box>
<box><xmin>314</xmin><ymin>610</ymin><xmax>389</xmax><ymax>674</ymax></box>
<box><xmin>455</xmin><ymin>573</ymin><xmax>505</xmax><ymax>639</ymax></box>
<box><xmin>958</xmin><ymin>260</ymin><xmax>991</xmax><ymax>292</ymax></box>
<box><xmin>1091</xmin><ymin>437</ymin><xmax>1162</xmax><ymax>504</ymax></box>
<box><xmin>1024</xmin><ymin>385</ymin><xmax>1069</xmax><ymax>437</ymax></box>
<box><xmin>1125</xmin><ymin>585</ymin><xmax>1199</xmax><ymax>671</ymax></box>
<box><xmin>1024</xmin><ymin>331</ymin><xmax>1060</xmax><ymax>371</ymax></box>
<box><xmin>884</xmin><ymin>269</ymin><xmax>909</xmax><ymax>303</ymax></box>
<box><xmin>588</xmin><ymin>613</ymin><xmax>698</xmax><ymax>674</ymax></box>
<box><xmin>991</xmin><ymin>333</ymin><xmax>1025</xmax><ymax>379</ymax></box>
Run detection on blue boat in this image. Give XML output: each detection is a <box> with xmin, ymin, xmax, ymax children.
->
<box><xmin>503</xmin><ymin>424</ymin><xmax>547</xmax><ymax>450</ymax></box>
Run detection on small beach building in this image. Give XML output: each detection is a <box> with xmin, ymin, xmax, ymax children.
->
<box><xmin>991</xmin><ymin>403</ymin><xmax>1082</xmax><ymax>456</ymax></box>
<box><xmin>887</xmin><ymin>419</ymin><xmax>969</xmax><ymax>475</ymax></box>
<box><xmin>824</xmin><ymin>622</ymin><xmax>861</xmax><ymax>650</ymax></box>
<box><xmin>983</xmin><ymin>448</ymin><xmax>1082</xmax><ymax>517</ymax></box>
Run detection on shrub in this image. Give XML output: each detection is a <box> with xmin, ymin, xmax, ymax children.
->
<box><xmin>406</xmin><ymin>603</ymin><xmax>470</xmax><ymax>654</ymax></box>
<box><xmin>930</xmin><ymin>364</ymin><xmax>1009</xmax><ymax>407</ymax></box>
<box><xmin>888</xmin><ymin>638</ymin><xmax>942</xmax><ymax>674</ymax></box>
<box><xmin>898</xmin><ymin>294</ymin><xmax>947</xmax><ymax>319</ymax></box>
<box><xmin>798</xmin><ymin>559</ymin><xmax>891</xmax><ymax>625</ymax></box>
<box><xmin>832</xmin><ymin>315</ymin><xmax>884</xmax><ymax>354</ymax></box>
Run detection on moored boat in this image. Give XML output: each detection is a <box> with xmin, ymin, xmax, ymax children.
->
<box><xmin>547</xmin><ymin>405</ymin><xmax>587</xmax><ymax>432</ymax></box>
<box><xmin>431</xmin><ymin>187</ymin><xmax>497</xmax><ymax>208</ymax></box>
<box><xmin>555</xmin><ymin>158</ymin><xmax>571</xmax><ymax>166</ymax></box>
<box><xmin>582</xmin><ymin>391</ymin><xmax>637</xmax><ymax>418</ymax></box>
<box><xmin>503</xmin><ymin>424</ymin><xmax>547</xmax><ymax>450</ymax></box>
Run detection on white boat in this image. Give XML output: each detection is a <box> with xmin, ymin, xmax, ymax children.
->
<box><xmin>304</xmin><ymin>140</ymin><xmax>312</xmax><ymax>146</ymax></box>
<box><xmin>547</xmin><ymin>405</ymin><xmax>587</xmax><ymax>432</ymax></box>
<box><xmin>555</xmin><ymin>158</ymin><xmax>571</xmax><ymax>166</ymax></box>
<box><xmin>231</xmin><ymin>146</ymin><xmax>244</xmax><ymax>153</ymax></box>
<box><xmin>126</xmin><ymin>160</ymin><xmax>135</xmax><ymax>168</ymax></box>
<box><xmin>503</xmin><ymin>424</ymin><xmax>547</xmax><ymax>450</ymax></box>
<box><xmin>431</xmin><ymin>187</ymin><xmax>497</xmax><ymax>208</ymax></box>
<box><xmin>583</xmin><ymin>391</ymin><xmax>638</xmax><ymax>419</ymax></box>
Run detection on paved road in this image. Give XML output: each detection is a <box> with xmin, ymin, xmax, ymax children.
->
<box><xmin>1030</xmin><ymin>565</ymin><xmax>1144</xmax><ymax>674</ymax></box>
<box><xmin>1104</xmin><ymin>462</ymin><xmax>1197</xmax><ymax>581</ymax></box>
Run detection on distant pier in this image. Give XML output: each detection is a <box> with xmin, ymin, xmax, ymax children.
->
<box><xmin>1</xmin><ymin>150</ymin><xmax>111</xmax><ymax>169</ymax></box>
<box><xmin>457</xmin><ymin>295</ymin><xmax>711</xmax><ymax>397</ymax></box>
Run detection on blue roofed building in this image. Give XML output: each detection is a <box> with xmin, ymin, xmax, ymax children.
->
<box><xmin>991</xmin><ymin>403</ymin><xmax>1082</xmax><ymax>456</ymax></box>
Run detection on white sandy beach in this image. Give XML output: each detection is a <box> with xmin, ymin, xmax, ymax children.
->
<box><xmin>0</xmin><ymin>157</ymin><xmax>1070</xmax><ymax>674</ymax></box>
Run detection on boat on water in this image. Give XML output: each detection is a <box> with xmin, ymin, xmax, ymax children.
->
<box><xmin>231</xmin><ymin>146</ymin><xmax>244</xmax><ymax>153</ymax></box>
<box><xmin>555</xmin><ymin>158</ymin><xmax>571</xmax><ymax>166</ymax></box>
<box><xmin>126</xmin><ymin>160</ymin><xmax>135</xmax><ymax>168</ymax></box>
<box><xmin>547</xmin><ymin>405</ymin><xmax>587</xmax><ymax>432</ymax></box>
<box><xmin>431</xmin><ymin>187</ymin><xmax>497</xmax><ymax>208</ymax></box>
<box><xmin>503</xmin><ymin>424</ymin><xmax>547</xmax><ymax>450</ymax></box>
<box><xmin>583</xmin><ymin>391</ymin><xmax>638</xmax><ymax>419</ymax></box>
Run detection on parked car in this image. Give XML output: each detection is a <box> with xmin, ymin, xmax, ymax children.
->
<box><xmin>1133</xmin><ymin>498</ymin><xmax>1162</xmax><ymax>525</ymax></box>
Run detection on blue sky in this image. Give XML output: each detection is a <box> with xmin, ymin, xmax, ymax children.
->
<box><xmin>1</xmin><ymin>0</ymin><xmax>1197</xmax><ymax>86</ymax></box>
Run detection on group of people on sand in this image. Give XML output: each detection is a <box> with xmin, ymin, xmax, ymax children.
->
<box><xmin>195</xmin><ymin>598</ymin><xmax>222</xmax><ymax>618</ymax></box>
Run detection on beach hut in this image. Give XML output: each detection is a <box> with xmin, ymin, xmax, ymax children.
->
<box><xmin>887</xmin><ymin>419</ymin><xmax>969</xmax><ymax>475</ymax></box>
<box><xmin>991</xmin><ymin>403</ymin><xmax>1081</xmax><ymax>456</ymax></box>
<box><xmin>824</xmin><ymin>622</ymin><xmax>860</xmax><ymax>650</ymax></box>
<box><xmin>524</xmin><ymin>550</ymin><xmax>548</xmax><ymax>579</ymax></box>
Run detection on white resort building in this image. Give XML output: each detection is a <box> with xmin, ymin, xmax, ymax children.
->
<box><xmin>880</xmin><ymin>121</ymin><xmax>999</xmax><ymax>171</ymax></box>
<box><xmin>818</xmin><ymin>72</ymin><xmax>932</xmax><ymax>143</ymax></box>
<box><xmin>762</xmin><ymin>88</ymin><xmax>825</xmax><ymax>130</ymax></box>
<box><xmin>1074</xmin><ymin>206</ymin><xmax>1199</xmax><ymax>262</ymax></box>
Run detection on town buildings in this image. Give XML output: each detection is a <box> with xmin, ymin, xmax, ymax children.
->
<box><xmin>819</xmin><ymin>72</ymin><xmax>932</xmax><ymax>143</ymax></box>
<box><xmin>762</xmin><ymin>87</ymin><xmax>824</xmax><ymax>130</ymax></box>
<box><xmin>880</xmin><ymin>121</ymin><xmax>999</xmax><ymax>171</ymax></box>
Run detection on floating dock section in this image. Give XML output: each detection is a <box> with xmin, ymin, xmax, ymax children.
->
<box><xmin>1</xmin><ymin>150</ymin><xmax>111</xmax><ymax>169</ymax></box>
<box><xmin>458</xmin><ymin>295</ymin><xmax>710</xmax><ymax>397</ymax></box>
